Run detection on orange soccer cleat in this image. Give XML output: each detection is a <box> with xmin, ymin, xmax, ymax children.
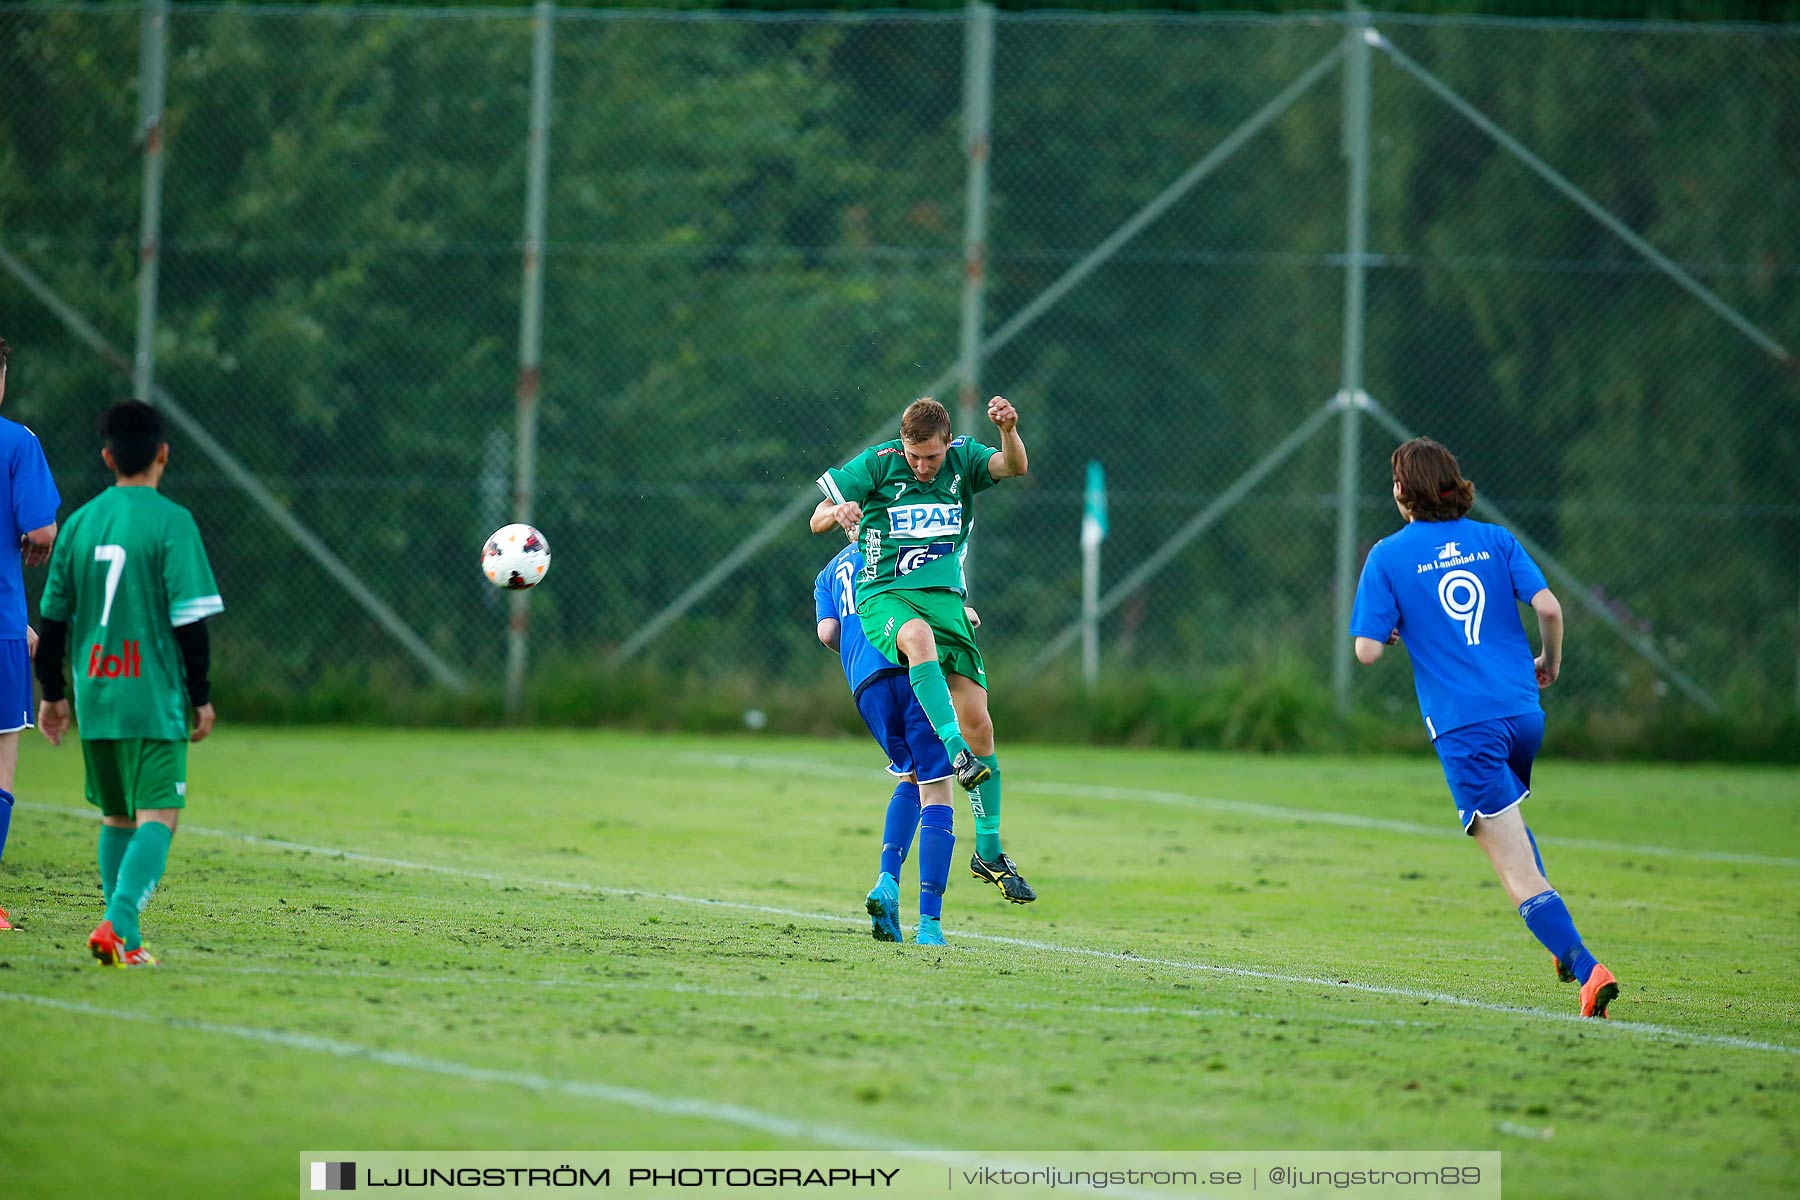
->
<box><xmin>0</xmin><ymin>905</ymin><xmax>12</xmax><ymax>931</ymax></box>
<box><xmin>1579</xmin><ymin>963</ymin><xmax>1619</xmax><ymax>1018</ymax></box>
<box><xmin>89</xmin><ymin>920</ymin><xmax>161</xmax><ymax>967</ymax></box>
<box><xmin>89</xmin><ymin>919</ymin><xmax>126</xmax><ymax>965</ymax></box>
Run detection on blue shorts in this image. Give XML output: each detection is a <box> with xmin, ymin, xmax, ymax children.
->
<box><xmin>0</xmin><ymin>639</ymin><xmax>31</xmax><ymax>733</ymax></box>
<box><xmin>1434</xmin><ymin>712</ymin><xmax>1545</xmax><ymax>833</ymax></box>
<box><xmin>854</xmin><ymin>672</ymin><xmax>954</xmax><ymax>784</ymax></box>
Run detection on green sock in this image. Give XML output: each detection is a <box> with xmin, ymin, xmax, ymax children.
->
<box><xmin>106</xmin><ymin>821</ymin><xmax>173</xmax><ymax>951</ymax></box>
<box><xmin>972</xmin><ymin>754</ymin><xmax>1003</xmax><ymax>860</ymax></box>
<box><xmin>907</xmin><ymin>661</ymin><xmax>970</xmax><ymax>760</ymax></box>
<box><xmin>98</xmin><ymin>826</ymin><xmax>135</xmax><ymax>906</ymax></box>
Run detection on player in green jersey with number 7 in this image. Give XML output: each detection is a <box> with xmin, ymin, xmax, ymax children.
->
<box><xmin>811</xmin><ymin>396</ymin><xmax>1035</xmax><ymax>903</ymax></box>
<box><xmin>35</xmin><ymin>401</ymin><xmax>223</xmax><ymax>968</ymax></box>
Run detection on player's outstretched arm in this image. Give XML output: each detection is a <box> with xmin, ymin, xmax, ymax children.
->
<box><xmin>1530</xmin><ymin>588</ymin><xmax>1563</xmax><ymax>688</ymax></box>
<box><xmin>986</xmin><ymin>396</ymin><xmax>1028</xmax><ymax>480</ymax></box>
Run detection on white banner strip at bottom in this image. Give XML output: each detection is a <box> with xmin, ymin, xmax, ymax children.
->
<box><xmin>298</xmin><ymin>1151</ymin><xmax>1501</xmax><ymax>1200</ymax></box>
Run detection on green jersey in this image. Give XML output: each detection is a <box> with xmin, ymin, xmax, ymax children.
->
<box><xmin>40</xmin><ymin>486</ymin><xmax>223</xmax><ymax>741</ymax></box>
<box><xmin>816</xmin><ymin>436</ymin><xmax>1000</xmax><ymax>598</ymax></box>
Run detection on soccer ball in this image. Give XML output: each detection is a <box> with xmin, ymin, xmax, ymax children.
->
<box><xmin>482</xmin><ymin>523</ymin><xmax>551</xmax><ymax>590</ymax></box>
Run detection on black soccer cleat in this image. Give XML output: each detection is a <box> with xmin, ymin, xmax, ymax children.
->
<box><xmin>970</xmin><ymin>852</ymin><xmax>1036</xmax><ymax>904</ymax></box>
<box><xmin>951</xmin><ymin>749</ymin><xmax>991</xmax><ymax>793</ymax></box>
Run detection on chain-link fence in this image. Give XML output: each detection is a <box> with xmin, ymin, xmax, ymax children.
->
<box><xmin>3</xmin><ymin>4</ymin><xmax>1796</xmax><ymax>729</ymax></box>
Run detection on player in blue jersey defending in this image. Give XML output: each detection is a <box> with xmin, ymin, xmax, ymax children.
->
<box><xmin>815</xmin><ymin>537</ymin><xmax>964</xmax><ymax>946</ymax></box>
<box><xmin>0</xmin><ymin>337</ymin><xmax>63</xmax><ymax>933</ymax></box>
<box><xmin>1350</xmin><ymin>437</ymin><xmax>1618</xmax><ymax>1019</ymax></box>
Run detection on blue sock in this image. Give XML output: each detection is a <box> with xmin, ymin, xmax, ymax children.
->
<box><xmin>1525</xmin><ymin>826</ymin><xmax>1548</xmax><ymax>881</ymax></box>
<box><xmin>880</xmin><ymin>782</ymin><xmax>921</xmax><ymax>879</ymax></box>
<box><xmin>1518</xmin><ymin>889</ymin><xmax>1598</xmax><ymax>984</ymax></box>
<box><xmin>0</xmin><ymin>788</ymin><xmax>12</xmax><ymax>864</ymax></box>
<box><xmin>917</xmin><ymin>804</ymin><xmax>955</xmax><ymax>921</ymax></box>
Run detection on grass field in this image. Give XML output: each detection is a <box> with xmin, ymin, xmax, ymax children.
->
<box><xmin>0</xmin><ymin>727</ymin><xmax>1794</xmax><ymax>1198</ymax></box>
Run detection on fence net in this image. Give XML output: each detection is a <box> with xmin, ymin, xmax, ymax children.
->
<box><xmin>2</xmin><ymin>5</ymin><xmax>1795</xmax><ymax>723</ymax></box>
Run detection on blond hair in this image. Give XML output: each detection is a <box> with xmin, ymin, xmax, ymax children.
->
<box><xmin>900</xmin><ymin>397</ymin><xmax>952</xmax><ymax>445</ymax></box>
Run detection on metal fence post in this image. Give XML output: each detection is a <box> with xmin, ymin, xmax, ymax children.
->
<box><xmin>1331</xmin><ymin>9</ymin><xmax>1374</xmax><ymax>715</ymax></box>
<box><xmin>610</xmin><ymin>42</ymin><xmax>1346</xmax><ymax>666</ymax></box>
<box><xmin>506</xmin><ymin>1</ymin><xmax>555</xmax><ymax>719</ymax></box>
<box><xmin>956</xmin><ymin>1</ymin><xmax>995</xmax><ymax>439</ymax></box>
<box><xmin>132</xmin><ymin>0</ymin><xmax>170</xmax><ymax>402</ymax></box>
<box><xmin>1</xmin><ymin>243</ymin><xmax>471</xmax><ymax>691</ymax></box>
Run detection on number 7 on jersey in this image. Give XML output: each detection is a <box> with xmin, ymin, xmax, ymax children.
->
<box><xmin>95</xmin><ymin>544</ymin><xmax>126</xmax><ymax>628</ymax></box>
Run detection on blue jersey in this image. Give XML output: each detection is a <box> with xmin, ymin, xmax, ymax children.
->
<box><xmin>0</xmin><ymin>417</ymin><xmax>59</xmax><ymax>640</ymax></box>
<box><xmin>814</xmin><ymin>546</ymin><xmax>905</xmax><ymax>698</ymax></box>
<box><xmin>1350</xmin><ymin>517</ymin><xmax>1548</xmax><ymax>740</ymax></box>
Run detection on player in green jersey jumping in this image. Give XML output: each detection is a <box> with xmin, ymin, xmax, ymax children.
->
<box><xmin>811</xmin><ymin>395</ymin><xmax>1034</xmax><ymax>903</ymax></box>
<box><xmin>35</xmin><ymin>401</ymin><xmax>223</xmax><ymax>968</ymax></box>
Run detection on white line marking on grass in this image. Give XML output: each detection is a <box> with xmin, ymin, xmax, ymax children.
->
<box><xmin>682</xmin><ymin>752</ymin><xmax>1800</xmax><ymax>869</ymax></box>
<box><xmin>0</xmin><ymin>990</ymin><xmax>1215</xmax><ymax>1199</ymax></box>
<box><xmin>1494</xmin><ymin>1120</ymin><xmax>1556</xmax><ymax>1141</ymax></box>
<box><xmin>937</xmin><ymin>930</ymin><xmax>1800</xmax><ymax>1056</ymax></box>
<box><xmin>0</xmin><ymin>990</ymin><xmax>923</xmax><ymax>1149</ymax></box>
<box><xmin>0</xmin><ymin>954</ymin><xmax>1426</xmax><ymax>1032</ymax></box>
<box><xmin>24</xmin><ymin>803</ymin><xmax>1799</xmax><ymax>1057</ymax></box>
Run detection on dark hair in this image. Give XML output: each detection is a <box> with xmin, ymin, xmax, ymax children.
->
<box><xmin>100</xmin><ymin>400</ymin><xmax>166</xmax><ymax>477</ymax></box>
<box><xmin>1391</xmin><ymin>437</ymin><xmax>1475</xmax><ymax>522</ymax></box>
<box><xmin>0</xmin><ymin>336</ymin><xmax>10</xmax><ymax>373</ymax></box>
<box><xmin>900</xmin><ymin>396</ymin><xmax>952</xmax><ymax>446</ymax></box>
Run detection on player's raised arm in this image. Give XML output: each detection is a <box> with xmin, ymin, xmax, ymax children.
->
<box><xmin>985</xmin><ymin>396</ymin><xmax>1028</xmax><ymax>480</ymax></box>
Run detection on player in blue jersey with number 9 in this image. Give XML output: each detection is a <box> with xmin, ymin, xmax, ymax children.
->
<box><xmin>1350</xmin><ymin>437</ymin><xmax>1618</xmax><ymax>1019</ymax></box>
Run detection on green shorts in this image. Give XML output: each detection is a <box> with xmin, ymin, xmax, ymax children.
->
<box><xmin>857</xmin><ymin>588</ymin><xmax>988</xmax><ymax>689</ymax></box>
<box><xmin>82</xmin><ymin>738</ymin><xmax>188</xmax><ymax>818</ymax></box>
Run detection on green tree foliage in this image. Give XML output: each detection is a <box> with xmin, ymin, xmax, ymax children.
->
<box><xmin>1</xmin><ymin>7</ymin><xmax>1794</xmax><ymax>721</ymax></box>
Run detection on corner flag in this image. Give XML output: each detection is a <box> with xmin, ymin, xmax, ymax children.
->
<box><xmin>1082</xmin><ymin>461</ymin><xmax>1108</xmax><ymax>549</ymax></box>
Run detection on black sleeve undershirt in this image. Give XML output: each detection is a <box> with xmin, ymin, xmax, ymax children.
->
<box><xmin>34</xmin><ymin>617</ymin><xmax>68</xmax><ymax>702</ymax></box>
<box><xmin>34</xmin><ymin>617</ymin><xmax>210</xmax><ymax>707</ymax></box>
<box><xmin>172</xmin><ymin>618</ymin><xmax>211</xmax><ymax>708</ymax></box>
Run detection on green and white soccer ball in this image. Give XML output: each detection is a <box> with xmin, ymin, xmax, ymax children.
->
<box><xmin>482</xmin><ymin>523</ymin><xmax>551</xmax><ymax>590</ymax></box>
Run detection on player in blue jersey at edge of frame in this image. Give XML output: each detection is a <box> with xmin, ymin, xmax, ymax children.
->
<box><xmin>1350</xmin><ymin>437</ymin><xmax>1619</xmax><ymax>1019</ymax></box>
<box><xmin>815</xmin><ymin>532</ymin><xmax>980</xmax><ymax>946</ymax></box>
<box><xmin>0</xmin><ymin>336</ymin><xmax>64</xmax><ymax>934</ymax></box>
